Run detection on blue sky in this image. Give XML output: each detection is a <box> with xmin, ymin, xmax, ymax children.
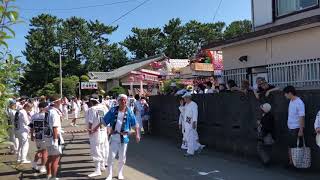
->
<box><xmin>8</xmin><ymin>0</ymin><xmax>251</xmax><ymax>61</ymax></box>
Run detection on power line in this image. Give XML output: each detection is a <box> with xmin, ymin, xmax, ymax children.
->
<box><xmin>213</xmin><ymin>0</ymin><xmax>223</xmax><ymax>22</ymax></box>
<box><xmin>111</xmin><ymin>0</ymin><xmax>151</xmax><ymax>24</ymax></box>
<box><xmin>20</xmin><ymin>0</ymin><xmax>134</xmax><ymax>11</ymax></box>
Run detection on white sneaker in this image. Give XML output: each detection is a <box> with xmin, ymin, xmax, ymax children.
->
<box><xmin>105</xmin><ymin>175</ymin><xmax>112</xmax><ymax>180</ymax></box>
<box><xmin>40</xmin><ymin>166</ymin><xmax>47</xmax><ymax>173</ymax></box>
<box><xmin>32</xmin><ymin>161</ymin><xmax>38</xmax><ymax>170</ymax></box>
<box><xmin>46</xmin><ymin>175</ymin><xmax>52</xmax><ymax>180</ymax></box>
<box><xmin>118</xmin><ymin>173</ymin><xmax>124</xmax><ymax>180</ymax></box>
<box><xmin>181</xmin><ymin>144</ymin><xmax>188</xmax><ymax>150</ymax></box>
<box><xmin>74</xmin><ymin>124</ymin><xmax>78</xmax><ymax>127</ymax></box>
<box><xmin>51</xmin><ymin>177</ymin><xmax>59</xmax><ymax>180</ymax></box>
<box><xmin>21</xmin><ymin>160</ymin><xmax>31</xmax><ymax>164</ymax></box>
<box><xmin>70</xmin><ymin>123</ymin><xmax>74</xmax><ymax>127</ymax></box>
<box><xmin>88</xmin><ymin>170</ymin><xmax>101</xmax><ymax>177</ymax></box>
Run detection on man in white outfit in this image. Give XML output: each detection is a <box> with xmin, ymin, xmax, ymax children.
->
<box><xmin>16</xmin><ymin>102</ymin><xmax>33</xmax><ymax>163</ymax></box>
<box><xmin>92</xmin><ymin>94</ymin><xmax>140</xmax><ymax>180</ymax></box>
<box><xmin>182</xmin><ymin>92</ymin><xmax>205</xmax><ymax>156</ymax></box>
<box><xmin>86</xmin><ymin>95</ymin><xmax>109</xmax><ymax>177</ymax></box>
<box><xmin>46</xmin><ymin>95</ymin><xmax>63</xmax><ymax>180</ymax></box>
<box><xmin>71</xmin><ymin>97</ymin><xmax>80</xmax><ymax>127</ymax></box>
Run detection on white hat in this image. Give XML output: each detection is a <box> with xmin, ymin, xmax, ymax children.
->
<box><xmin>182</xmin><ymin>92</ymin><xmax>192</xmax><ymax>98</ymax></box>
<box><xmin>260</xmin><ymin>103</ymin><xmax>271</xmax><ymax>113</ymax></box>
<box><xmin>117</xmin><ymin>94</ymin><xmax>128</xmax><ymax>101</ymax></box>
<box><xmin>316</xmin><ymin>134</ymin><xmax>320</xmax><ymax>147</ymax></box>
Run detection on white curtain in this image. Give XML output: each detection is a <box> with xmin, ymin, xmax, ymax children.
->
<box><xmin>278</xmin><ymin>0</ymin><xmax>318</xmax><ymax>16</ymax></box>
<box><xmin>277</xmin><ymin>0</ymin><xmax>297</xmax><ymax>16</ymax></box>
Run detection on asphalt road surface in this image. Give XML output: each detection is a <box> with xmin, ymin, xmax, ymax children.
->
<box><xmin>0</xmin><ymin>117</ymin><xmax>318</xmax><ymax>180</ymax></box>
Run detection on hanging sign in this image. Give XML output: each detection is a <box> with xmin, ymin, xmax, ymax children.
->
<box><xmin>81</xmin><ymin>82</ymin><xmax>98</xmax><ymax>90</ymax></box>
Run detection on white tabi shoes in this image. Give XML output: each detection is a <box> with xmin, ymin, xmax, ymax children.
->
<box><xmin>118</xmin><ymin>173</ymin><xmax>125</xmax><ymax>180</ymax></box>
<box><xmin>88</xmin><ymin>170</ymin><xmax>101</xmax><ymax>177</ymax></box>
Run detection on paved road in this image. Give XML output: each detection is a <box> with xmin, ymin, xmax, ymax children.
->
<box><xmin>0</xmin><ymin>117</ymin><xmax>319</xmax><ymax>180</ymax></box>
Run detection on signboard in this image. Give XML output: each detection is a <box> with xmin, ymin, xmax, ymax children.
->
<box><xmin>191</xmin><ymin>63</ymin><xmax>214</xmax><ymax>72</ymax></box>
<box><xmin>81</xmin><ymin>82</ymin><xmax>98</xmax><ymax>90</ymax></box>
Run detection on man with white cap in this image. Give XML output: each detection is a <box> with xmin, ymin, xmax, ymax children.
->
<box><xmin>182</xmin><ymin>92</ymin><xmax>204</xmax><ymax>156</ymax></box>
<box><xmin>91</xmin><ymin>94</ymin><xmax>140</xmax><ymax>180</ymax></box>
<box><xmin>86</xmin><ymin>94</ymin><xmax>109</xmax><ymax>177</ymax></box>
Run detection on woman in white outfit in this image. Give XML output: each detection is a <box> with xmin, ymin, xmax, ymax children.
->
<box><xmin>16</xmin><ymin>102</ymin><xmax>33</xmax><ymax>163</ymax></box>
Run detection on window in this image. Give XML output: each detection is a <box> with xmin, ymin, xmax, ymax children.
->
<box><xmin>276</xmin><ymin>0</ymin><xmax>319</xmax><ymax>17</ymax></box>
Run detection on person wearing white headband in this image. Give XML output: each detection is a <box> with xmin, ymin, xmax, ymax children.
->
<box><xmin>182</xmin><ymin>92</ymin><xmax>205</xmax><ymax>156</ymax></box>
<box><xmin>45</xmin><ymin>95</ymin><xmax>63</xmax><ymax>180</ymax></box>
<box><xmin>86</xmin><ymin>94</ymin><xmax>109</xmax><ymax>177</ymax></box>
<box><xmin>91</xmin><ymin>94</ymin><xmax>140</xmax><ymax>180</ymax></box>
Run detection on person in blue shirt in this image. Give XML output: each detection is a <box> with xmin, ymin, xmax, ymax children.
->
<box><xmin>91</xmin><ymin>94</ymin><xmax>140</xmax><ymax>180</ymax></box>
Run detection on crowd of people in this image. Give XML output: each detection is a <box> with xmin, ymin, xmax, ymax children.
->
<box><xmin>168</xmin><ymin>77</ymin><xmax>279</xmax><ymax>101</ymax></box>
<box><xmin>5</xmin><ymin>93</ymin><xmax>150</xmax><ymax>180</ymax></box>
<box><xmin>173</xmin><ymin>77</ymin><xmax>320</xmax><ymax>168</ymax></box>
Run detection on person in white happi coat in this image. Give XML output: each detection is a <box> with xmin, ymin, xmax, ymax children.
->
<box><xmin>178</xmin><ymin>98</ymin><xmax>187</xmax><ymax>150</ymax></box>
<box><xmin>6</xmin><ymin>99</ymin><xmax>19</xmax><ymax>154</ymax></box>
<box><xmin>71</xmin><ymin>97</ymin><xmax>80</xmax><ymax>127</ymax></box>
<box><xmin>92</xmin><ymin>94</ymin><xmax>140</xmax><ymax>180</ymax></box>
<box><xmin>61</xmin><ymin>97</ymin><xmax>69</xmax><ymax>121</ymax></box>
<box><xmin>182</xmin><ymin>92</ymin><xmax>205</xmax><ymax>156</ymax></box>
<box><xmin>16</xmin><ymin>102</ymin><xmax>33</xmax><ymax>163</ymax></box>
<box><xmin>134</xmin><ymin>94</ymin><xmax>143</xmax><ymax>132</ymax></box>
<box><xmin>86</xmin><ymin>95</ymin><xmax>109</xmax><ymax>177</ymax></box>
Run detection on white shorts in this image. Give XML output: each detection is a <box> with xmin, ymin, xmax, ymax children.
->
<box><xmin>35</xmin><ymin>140</ymin><xmax>47</xmax><ymax>150</ymax></box>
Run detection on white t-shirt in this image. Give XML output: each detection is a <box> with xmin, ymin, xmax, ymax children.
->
<box><xmin>288</xmin><ymin>97</ymin><xmax>305</xmax><ymax>129</ymax></box>
<box><xmin>205</xmin><ymin>88</ymin><xmax>214</xmax><ymax>94</ymax></box>
<box><xmin>18</xmin><ymin>109</ymin><xmax>31</xmax><ymax>133</ymax></box>
<box><xmin>86</xmin><ymin>104</ymin><xmax>107</xmax><ymax>128</ymax></box>
<box><xmin>48</xmin><ymin>107</ymin><xmax>62</xmax><ymax>133</ymax></box>
<box><xmin>115</xmin><ymin>112</ymin><xmax>125</xmax><ymax>132</ymax></box>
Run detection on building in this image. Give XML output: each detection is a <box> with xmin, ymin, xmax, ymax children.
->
<box><xmin>88</xmin><ymin>54</ymin><xmax>189</xmax><ymax>95</ymax></box>
<box><xmin>203</xmin><ymin>0</ymin><xmax>320</xmax><ymax>88</ymax></box>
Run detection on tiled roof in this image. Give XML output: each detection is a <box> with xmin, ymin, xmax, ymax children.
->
<box><xmin>89</xmin><ymin>54</ymin><xmax>167</xmax><ymax>81</ymax></box>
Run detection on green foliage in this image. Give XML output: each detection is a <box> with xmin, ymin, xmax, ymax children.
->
<box><xmin>162</xmin><ymin>79</ymin><xmax>183</xmax><ymax>94</ymax></box>
<box><xmin>0</xmin><ymin>0</ymin><xmax>21</xmax><ymax>145</ymax></box>
<box><xmin>122</xmin><ymin>18</ymin><xmax>227</xmax><ymax>59</ymax></box>
<box><xmin>80</xmin><ymin>75</ymin><xmax>90</xmax><ymax>82</ymax></box>
<box><xmin>224</xmin><ymin>20</ymin><xmax>252</xmax><ymax>39</ymax></box>
<box><xmin>121</xmin><ymin>27</ymin><xmax>164</xmax><ymax>59</ymax></box>
<box><xmin>21</xmin><ymin>14</ymin><xmax>128</xmax><ymax>96</ymax></box>
<box><xmin>52</xmin><ymin>76</ymin><xmax>79</xmax><ymax>97</ymax></box>
<box><xmin>108</xmin><ymin>86</ymin><xmax>126</xmax><ymax>97</ymax></box>
<box><xmin>36</xmin><ymin>83</ymin><xmax>56</xmax><ymax>97</ymax></box>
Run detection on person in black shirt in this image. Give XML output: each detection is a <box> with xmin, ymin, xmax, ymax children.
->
<box><xmin>257</xmin><ymin>103</ymin><xmax>275</xmax><ymax>166</ymax></box>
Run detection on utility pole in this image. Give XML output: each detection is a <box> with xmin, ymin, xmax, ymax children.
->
<box><xmin>59</xmin><ymin>49</ymin><xmax>63</xmax><ymax>99</ymax></box>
